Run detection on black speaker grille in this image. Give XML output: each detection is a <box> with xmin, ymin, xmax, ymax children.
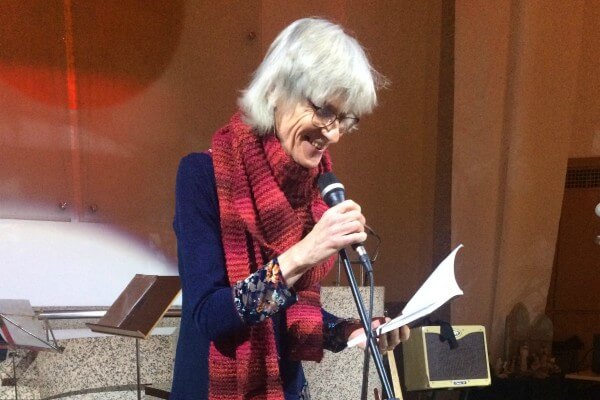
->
<box><xmin>565</xmin><ymin>168</ymin><xmax>600</xmax><ymax>188</ymax></box>
<box><xmin>425</xmin><ymin>332</ymin><xmax>488</xmax><ymax>381</ymax></box>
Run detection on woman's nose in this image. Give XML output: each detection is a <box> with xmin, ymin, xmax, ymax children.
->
<box><xmin>321</xmin><ymin>122</ymin><xmax>341</xmax><ymax>144</ymax></box>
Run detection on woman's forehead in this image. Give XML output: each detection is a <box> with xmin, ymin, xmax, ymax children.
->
<box><xmin>322</xmin><ymin>97</ymin><xmax>345</xmax><ymax>110</ymax></box>
<box><xmin>312</xmin><ymin>94</ymin><xmax>353</xmax><ymax>114</ymax></box>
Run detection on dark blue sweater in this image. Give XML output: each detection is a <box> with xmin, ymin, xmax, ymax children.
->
<box><xmin>169</xmin><ymin>153</ymin><xmax>337</xmax><ymax>400</ymax></box>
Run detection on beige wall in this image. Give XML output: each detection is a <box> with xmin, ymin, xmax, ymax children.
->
<box><xmin>453</xmin><ymin>1</ymin><xmax>587</xmax><ymax>361</ymax></box>
<box><xmin>452</xmin><ymin>1</ymin><xmax>511</xmax><ymax>351</ymax></box>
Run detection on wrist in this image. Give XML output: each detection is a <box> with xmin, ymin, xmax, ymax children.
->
<box><xmin>324</xmin><ymin>317</ymin><xmax>361</xmax><ymax>353</ymax></box>
<box><xmin>342</xmin><ymin>318</ymin><xmax>363</xmax><ymax>341</ymax></box>
<box><xmin>278</xmin><ymin>246</ymin><xmax>306</xmax><ymax>287</ymax></box>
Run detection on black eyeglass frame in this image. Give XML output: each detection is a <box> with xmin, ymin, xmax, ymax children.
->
<box><xmin>308</xmin><ymin>99</ymin><xmax>360</xmax><ymax>134</ymax></box>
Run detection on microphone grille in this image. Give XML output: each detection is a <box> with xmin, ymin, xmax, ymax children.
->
<box><xmin>318</xmin><ymin>172</ymin><xmax>340</xmax><ymax>193</ymax></box>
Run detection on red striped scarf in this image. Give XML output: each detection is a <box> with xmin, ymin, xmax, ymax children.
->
<box><xmin>209</xmin><ymin>113</ymin><xmax>335</xmax><ymax>399</ymax></box>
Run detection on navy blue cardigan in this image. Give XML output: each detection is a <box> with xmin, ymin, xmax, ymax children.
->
<box><xmin>169</xmin><ymin>153</ymin><xmax>338</xmax><ymax>400</ymax></box>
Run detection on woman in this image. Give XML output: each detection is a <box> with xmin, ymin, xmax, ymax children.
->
<box><xmin>170</xmin><ymin>17</ymin><xmax>409</xmax><ymax>400</ymax></box>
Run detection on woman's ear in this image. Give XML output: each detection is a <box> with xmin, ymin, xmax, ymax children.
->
<box><xmin>268</xmin><ymin>83</ymin><xmax>286</xmax><ymax>111</ymax></box>
<box><xmin>269</xmin><ymin>88</ymin><xmax>280</xmax><ymax>137</ymax></box>
<box><xmin>267</xmin><ymin>89</ymin><xmax>277</xmax><ymax>110</ymax></box>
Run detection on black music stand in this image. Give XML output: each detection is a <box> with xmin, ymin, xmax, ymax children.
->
<box><xmin>0</xmin><ymin>299</ymin><xmax>62</xmax><ymax>400</ymax></box>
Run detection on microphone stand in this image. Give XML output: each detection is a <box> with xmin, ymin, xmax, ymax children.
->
<box><xmin>339</xmin><ymin>248</ymin><xmax>399</xmax><ymax>400</ymax></box>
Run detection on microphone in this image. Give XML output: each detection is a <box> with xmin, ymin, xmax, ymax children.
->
<box><xmin>318</xmin><ymin>172</ymin><xmax>346</xmax><ymax>207</ymax></box>
<box><xmin>317</xmin><ymin>172</ymin><xmax>373</xmax><ymax>272</ymax></box>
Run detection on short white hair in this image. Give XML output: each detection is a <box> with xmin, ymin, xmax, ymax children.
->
<box><xmin>239</xmin><ymin>17</ymin><xmax>385</xmax><ymax>135</ymax></box>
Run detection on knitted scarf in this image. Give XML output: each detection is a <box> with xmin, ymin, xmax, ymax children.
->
<box><xmin>209</xmin><ymin>113</ymin><xmax>335</xmax><ymax>399</ymax></box>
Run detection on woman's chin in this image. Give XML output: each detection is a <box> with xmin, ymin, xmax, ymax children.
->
<box><xmin>293</xmin><ymin>154</ymin><xmax>322</xmax><ymax>169</ymax></box>
<box><xmin>296</xmin><ymin>142</ymin><xmax>325</xmax><ymax>168</ymax></box>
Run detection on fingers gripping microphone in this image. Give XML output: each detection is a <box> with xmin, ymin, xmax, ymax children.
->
<box><xmin>318</xmin><ymin>172</ymin><xmax>373</xmax><ymax>272</ymax></box>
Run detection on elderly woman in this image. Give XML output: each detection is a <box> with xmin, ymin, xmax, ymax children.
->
<box><xmin>170</xmin><ymin>17</ymin><xmax>409</xmax><ymax>400</ymax></box>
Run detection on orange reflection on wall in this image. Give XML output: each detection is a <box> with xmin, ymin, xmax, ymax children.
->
<box><xmin>0</xmin><ymin>0</ymin><xmax>184</xmax><ymax>108</ymax></box>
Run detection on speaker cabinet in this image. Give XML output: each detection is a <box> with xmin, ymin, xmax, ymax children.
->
<box><xmin>402</xmin><ymin>325</ymin><xmax>491</xmax><ymax>390</ymax></box>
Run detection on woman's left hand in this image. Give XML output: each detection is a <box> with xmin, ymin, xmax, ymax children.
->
<box><xmin>348</xmin><ymin>317</ymin><xmax>410</xmax><ymax>353</ymax></box>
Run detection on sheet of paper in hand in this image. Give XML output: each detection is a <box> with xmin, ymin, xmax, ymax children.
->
<box><xmin>347</xmin><ymin>245</ymin><xmax>464</xmax><ymax>348</ymax></box>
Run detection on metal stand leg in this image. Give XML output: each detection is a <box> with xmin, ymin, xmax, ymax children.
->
<box><xmin>339</xmin><ymin>249</ymin><xmax>398</xmax><ymax>399</ymax></box>
<box><xmin>10</xmin><ymin>351</ymin><xmax>18</xmax><ymax>400</ymax></box>
<box><xmin>135</xmin><ymin>338</ymin><xmax>141</xmax><ymax>400</ymax></box>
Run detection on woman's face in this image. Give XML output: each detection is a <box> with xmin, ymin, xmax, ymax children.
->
<box><xmin>274</xmin><ymin>98</ymin><xmax>344</xmax><ymax>169</ymax></box>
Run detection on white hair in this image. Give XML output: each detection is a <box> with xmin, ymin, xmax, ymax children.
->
<box><xmin>239</xmin><ymin>17</ymin><xmax>385</xmax><ymax>135</ymax></box>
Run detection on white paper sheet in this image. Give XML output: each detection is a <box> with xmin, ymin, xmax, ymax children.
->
<box><xmin>347</xmin><ymin>244</ymin><xmax>464</xmax><ymax>348</ymax></box>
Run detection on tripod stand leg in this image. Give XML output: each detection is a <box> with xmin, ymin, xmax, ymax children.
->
<box><xmin>136</xmin><ymin>338</ymin><xmax>141</xmax><ymax>400</ymax></box>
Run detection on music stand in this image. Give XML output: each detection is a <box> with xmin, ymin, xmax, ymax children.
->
<box><xmin>86</xmin><ymin>274</ymin><xmax>181</xmax><ymax>400</ymax></box>
<box><xmin>0</xmin><ymin>299</ymin><xmax>62</xmax><ymax>400</ymax></box>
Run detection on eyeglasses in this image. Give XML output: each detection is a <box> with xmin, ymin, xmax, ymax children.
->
<box><xmin>308</xmin><ymin>100</ymin><xmax>360</xmax><ymax>134</ymax></box>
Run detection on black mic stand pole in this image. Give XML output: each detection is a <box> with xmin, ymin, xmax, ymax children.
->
<box><xmin>339</xmin><ymin>248</ymin><xmax>399</xmax><ymax>400</ymax></box>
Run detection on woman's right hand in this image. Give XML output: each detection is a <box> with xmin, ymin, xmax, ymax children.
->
<box><xmin>278</xmin><ymin>199</ymin><xmax>367</xmax><ymax>287</ymax></box>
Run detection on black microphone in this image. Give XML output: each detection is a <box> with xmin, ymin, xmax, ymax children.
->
<box><xmin>318</xmin><ymin>172</ymin><xmax>373</xmax><ymax>272</ymax></box>
<box><xmin>318</xmin><ymin>172</ymin><xmax>346</xmax><ymax>207</ymax></box>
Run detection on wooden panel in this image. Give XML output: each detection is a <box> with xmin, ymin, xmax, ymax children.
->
<box><xmin>552</xmin><ymin>310</ymin><xmax>600</xmax><ymax>365</ymax></box>
<box><xmin>74</xmin><ymin>1</ymin><xmax>260</xmax><ymax>259</ymax></box>
<box><xmin>0</xmin><ymin>1</ymin><xmax>73</xmax><ymax>221</ymax></box>
<box><xmin>550</xmin><ymin>157</ymin><xmax>600</xmax><ymax>361</ymax></box>
<box><xmin>553</xmin><ymin>187</ymin><xmax>600</xmax><ymax>310</ymax></box>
